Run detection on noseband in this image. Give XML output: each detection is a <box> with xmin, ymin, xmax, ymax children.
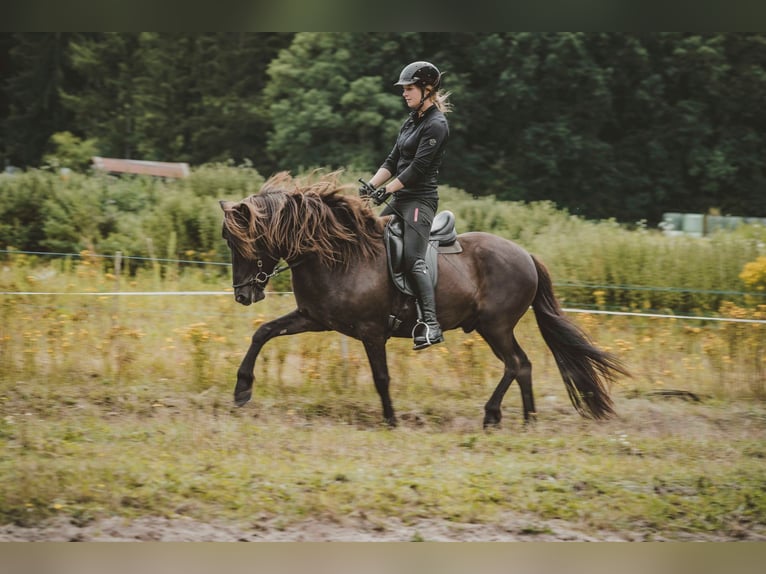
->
<box><xmin>232</xmin><ymin>258</ymin><xmax>300</xmax><ymax>289</ymax></box>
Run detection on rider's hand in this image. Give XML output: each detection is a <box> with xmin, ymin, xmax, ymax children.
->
<box><xmin>371</xmin><ymin>186</ymin><xmax>391</xmax><ymax>206</ymax></box>
<box><xmin>358</xmin><ymin>179</ymin><xmax>375</xmax><ymax>197</ymax></box>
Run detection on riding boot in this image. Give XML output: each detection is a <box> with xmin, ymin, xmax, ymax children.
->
<box><xmin>408</xmin><ymin>259</ymin><xmax>444</xmax><ymax>350</ymax></box>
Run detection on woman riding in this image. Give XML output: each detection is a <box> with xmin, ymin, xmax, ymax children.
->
<box><xmin>360</xmin><ymin>60</ymin><xmax>452</xmax><ymax>350</ymax></box>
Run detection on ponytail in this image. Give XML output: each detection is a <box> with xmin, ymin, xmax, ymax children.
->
<box><xmin>433</xmin><ymin>89</ymin><xmax>452</xmax><ymax>113</ymax></box>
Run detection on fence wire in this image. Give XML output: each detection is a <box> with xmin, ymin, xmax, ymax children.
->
<box><xmin>2</xmin><ymin>249</ymin><xmax>765</xmax><ymax>324</ymax></box>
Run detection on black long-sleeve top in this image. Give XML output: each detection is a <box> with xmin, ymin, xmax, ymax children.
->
<box><xmin>380</xmin><ymin>105</ymin><xmax>449</xmax><ymax>201</ymax></box>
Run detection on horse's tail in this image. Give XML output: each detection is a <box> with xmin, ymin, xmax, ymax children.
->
<box><xmin>530</xmin><ymin>255</ymin><xmax>627</xmax><ymax>419</ymax></box>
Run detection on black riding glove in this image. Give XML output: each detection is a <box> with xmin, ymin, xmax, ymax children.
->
<box><xmin>371</xmin><ymin>186</ymin><xmax>392</xmax><ymax>206</ymax></box>
<box><xmin>358</xmin><ymin>179</ymin><xmax>376</xmax><ymax>197</ymax></box>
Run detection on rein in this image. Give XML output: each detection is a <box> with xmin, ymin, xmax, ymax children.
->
<box><xmin>232</xmin><ymin>259</ymin><xmax>303</xmax><ymax>289</ymax></box>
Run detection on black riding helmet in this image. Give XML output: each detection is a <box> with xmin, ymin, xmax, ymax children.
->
<box><xmin>394</xmin><ymin>61</ymin><xmax>441</xmax><ymax>90</ymax></box>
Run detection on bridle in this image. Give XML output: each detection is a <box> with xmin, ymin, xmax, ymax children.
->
<box><xmin>231</xmin><ymin>257</ymin><xmax>302</xmax><ymax>290</ymax></box>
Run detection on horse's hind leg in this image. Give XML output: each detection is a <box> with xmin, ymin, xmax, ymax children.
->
<box><xmin>483</xmin><ymin>369</ymin><xmax>516</xmax><ymax>428</ymax></box>
<box><xmin>481</xmin><ymin>331</ymin><xmax>534</xmax><ymax>427</ymax></box>
<box><xmin>514</xmin><ymin>341</ymin><xmax>536</xmax><ymax>424</ymax></box>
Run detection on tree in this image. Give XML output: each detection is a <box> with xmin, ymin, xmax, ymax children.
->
<box><xmin>264</xmin><ymin>32</ymin><xmax>424</xmax><ymax>172</ymax></box>
<box><xmin>437</xmin><ymin>33</ymin><xmax>619</xmax><ymax>215</ymax></box>
<box><xmin>0</xmin><ymin>33</ymin><xmax>13</xmax><ymax>168</ymax></box>
<box><xmin>60</xmin><ymin>33</ymin><xmax>145</xmax><ymax>159</ymax></box>
<box><xmin>1</xmin><ymin>33</ymin><xmax>75</xmax><ymax>167</ymax></box>
<box><xmin>185</xmin><ymin>32</ymin><xmax>292</xmax><ymax>173</ymax></box>
<box><xmin>129</xmin><ymin>33</ymin><xmax>292</xmax><ymax>170</ymax></box>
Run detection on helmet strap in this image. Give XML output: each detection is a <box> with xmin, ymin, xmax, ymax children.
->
<box><xmin>410</xmin><ymin>86</ymin><xmax>431</xmax><ymax>117</ymax></box>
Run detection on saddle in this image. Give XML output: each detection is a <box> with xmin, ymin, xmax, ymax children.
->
<box><xmin>384</xmin><ymin>210</ymin><xmax>463</xmax><ymax>297</ymax></box>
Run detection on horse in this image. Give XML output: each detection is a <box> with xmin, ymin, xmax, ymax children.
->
<box><xmin>220</xmin><ymin>172</ymin><xmax>628</xmax><ymax>427</ymax></box>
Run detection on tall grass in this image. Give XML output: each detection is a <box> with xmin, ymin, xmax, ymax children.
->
<box><xmin>1</xmin><ymin>250</ymin><xmax>763</xmax><ymax>406</ymax></box>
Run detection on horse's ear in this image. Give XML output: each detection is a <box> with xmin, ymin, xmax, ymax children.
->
<box><xmin>220</xmin><ymin>200</ymin><xmax>251</xmax><ymax>227</ymax></box>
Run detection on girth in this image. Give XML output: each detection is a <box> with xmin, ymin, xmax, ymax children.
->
<box><xmin>384</xmin><ymin>210</ymin><xmax>462</xmax><ymax>297</ymax></box>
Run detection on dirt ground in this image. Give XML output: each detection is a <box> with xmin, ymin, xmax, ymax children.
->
<box><xmin>2</xmin><ymin>512</ymin><xmax>753</xmax><ymax>542</ymax></box>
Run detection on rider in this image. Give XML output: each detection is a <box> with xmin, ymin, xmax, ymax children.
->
<box><xmin>360</xmin><ymin>61</ymin><xmax>451</xmax><ymax>350</ymax></box>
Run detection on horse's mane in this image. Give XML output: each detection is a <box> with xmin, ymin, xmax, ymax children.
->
<box><xmin>223</xmin><ymin>171</ymin><xmax>384</xmax><ymax>267</ymax></box>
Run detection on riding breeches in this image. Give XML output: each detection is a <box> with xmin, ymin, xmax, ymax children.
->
<box><xmin>381</xmin><ymin>196</ymin><xmax>437</xmax><ymax>272</ymax></box>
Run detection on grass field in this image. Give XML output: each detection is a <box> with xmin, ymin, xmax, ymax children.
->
<box><xmin>1</xmin><ymin>258</ymin><xmax>765</xmax><ymax>541</ymax></box>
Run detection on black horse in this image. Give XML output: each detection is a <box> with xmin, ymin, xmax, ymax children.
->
<box><xmin>220</xmin><ymin>172</ymin><xmax>627</xmax><ymax>427</ymax></box>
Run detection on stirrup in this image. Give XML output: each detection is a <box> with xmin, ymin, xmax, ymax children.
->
<box><xmin>412</xmin><ymin>321</ymin><xmax>444</xmax><ymax>350</ymax></box>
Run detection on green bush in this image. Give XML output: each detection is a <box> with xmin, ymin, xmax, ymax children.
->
<box><xmin>42</xmin><ymin>131</ymin><xmax>100</xmax><ymax>173</ymax></box>
<box><xmin>181</xmin><ymin>161</ymin><xmax>265</xmax><ymax>200</ymax></box>
<box><xmin>0</xmin><ymin>170</ymin><xmax>53</xmax><ymax>252</ymax></box>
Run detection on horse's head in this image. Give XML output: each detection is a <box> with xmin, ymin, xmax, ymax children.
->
<box><xmin>220</xmin><ymin>200</ymin><xmax>280</xmax><ymax>306</ymax></box>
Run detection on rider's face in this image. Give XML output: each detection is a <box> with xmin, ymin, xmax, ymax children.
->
<box><xmin>402</xmin><ymin>84</ymin><xmax>423</xmax><ymax>109</ymax></box>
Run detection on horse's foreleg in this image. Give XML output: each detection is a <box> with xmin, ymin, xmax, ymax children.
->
<box><xmin>361</xmin><ymin>338</ymin><xmax>396</xmax><ymax>427</ymax></box>
<box><xmin>234</xmin><ymin>310</ymin><xmax>326</xmax><ymax>407</ymax></box>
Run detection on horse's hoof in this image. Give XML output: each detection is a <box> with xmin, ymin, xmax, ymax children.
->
<box><xmin>234</xmin><ymin>390</ymin><xmax>252</xmax><ymax>407</ymax></box>
<box><xmin>483</xmin><ymin>414</ymin><xmax>501</xmax><ymax>429</ymax></box>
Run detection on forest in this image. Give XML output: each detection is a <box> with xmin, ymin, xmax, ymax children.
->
<box><xmin>2</xmin><ymin>32</ymin><xmax>765</xmax><ymax>224</ymax></box>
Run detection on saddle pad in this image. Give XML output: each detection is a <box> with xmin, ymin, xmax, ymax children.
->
<box><xmin>436</xmin><ymin>241</ymin><xmax>463</xmax><ymax>254</ymax></box>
